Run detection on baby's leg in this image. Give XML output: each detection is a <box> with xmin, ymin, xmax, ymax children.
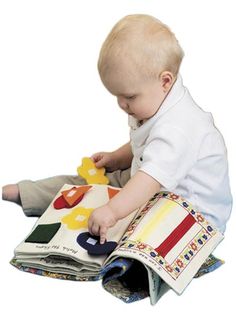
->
<box><xmin>19</xmin><ymin>175</ymin><xmax>88</xmax><ymax>216</ymax></box>
<box><xmin>3</xmin><ymin>175</ymin><xmax>87</xmax><ymax>217</ymax></box>
<box><xmin>106</xmin><ymin>168</ymin><xmax>131</xmax><ymax>188</ymax></box>
<box><xmin>2</xmin><ymin>168</ymin><xmax>131</xmax><ymax>217</ymax></box>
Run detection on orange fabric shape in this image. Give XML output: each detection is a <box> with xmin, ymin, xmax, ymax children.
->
<box><xmin>53</xmin><ymin>195</ymin><xmax>85</xmax><ymax>210</ymax></box>
<box><xmin>107</xmin><ymin>187</ymin><xmax>120</xmax><ymax>199</ymax></box>
<box><xmin>62</xmin><ymin>186</ymin><xmax>92</xmax><ymax>206</ymax></box>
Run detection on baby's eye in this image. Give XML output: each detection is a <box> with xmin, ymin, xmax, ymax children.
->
<box><xmin>125</xmin><ymin>95</ymin><xmax>136</xmax><ymax>100</ymax></box>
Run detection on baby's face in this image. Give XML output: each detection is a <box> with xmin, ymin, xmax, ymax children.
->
<box><xmin>101</xmin><ymin>62</ymin><xmax>168</xmax><ymax>122</ymax></box>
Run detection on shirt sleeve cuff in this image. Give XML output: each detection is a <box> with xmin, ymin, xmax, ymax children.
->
<box><xmin>140</xmin><ymin>162</ymin><xmax>178</xmax><ymax>191</ymax></box>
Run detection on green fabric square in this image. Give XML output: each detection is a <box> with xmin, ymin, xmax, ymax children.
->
<box><xmin>25</xmin><ymin>223</ymin><xmax>61</xmax><ymax>243</ymax></box>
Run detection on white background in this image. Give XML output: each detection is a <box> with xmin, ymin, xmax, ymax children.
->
<box><xmin>0</xmin><ymin>0</ymin><xmax>235</xmax><ymax>313</ymax></box>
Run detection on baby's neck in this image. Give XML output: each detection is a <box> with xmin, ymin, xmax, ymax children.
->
<box><xmin>139</xmin><ymin>119</ymin><xmax>147</xmax><ymax>125</ymax></box>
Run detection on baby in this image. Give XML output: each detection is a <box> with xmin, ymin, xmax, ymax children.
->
<box><xmin>3</xmin><ymin>14</ymin><xmax>232</xmax><ymax>245</ymax></box>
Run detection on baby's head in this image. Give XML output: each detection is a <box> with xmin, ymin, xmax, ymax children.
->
<box><xmin>98</xmin><ymin>14</ymin><xmax>184</xmax><ymax>121</ymax></box>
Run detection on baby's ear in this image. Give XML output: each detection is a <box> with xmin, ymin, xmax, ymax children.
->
<box><xmin>160</xmin><ymin>71</ymin><xmax>174</xmax><ymax>92</ymax></box>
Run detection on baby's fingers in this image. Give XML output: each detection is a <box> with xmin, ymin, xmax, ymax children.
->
<box><xmin>95</xmin><ymin>158</ymin><xmax>107</xmax><ymax>169</ymax></box>
<box><xmin>88</xmin><ymin>216</ymin><xmax>99</xmax><ymax>236</ymax></box>
<box><xmin>90</xmin><ymin>153</ymin><xmax>101</xmax><ymax>162</ymax></box>
<box><xmin>99</xmin><ymin>226</ymin><xmax>107</xmax><ymax>244</ymax></box>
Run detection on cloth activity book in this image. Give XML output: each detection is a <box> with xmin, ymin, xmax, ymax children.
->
<box><xmin>11</xmin><ymin>183</ymin><xmax>224</xmax><ymax>304</ymax></box>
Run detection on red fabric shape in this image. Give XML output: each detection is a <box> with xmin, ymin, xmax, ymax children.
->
<box><xmin>53</xmin><ymin>194</ymin><xmax>85</xmax><ymax>210</ymax></box>
<box><xmin>155</xmin><ymin>214</ymin><xmax>196</xmax><ymax>258</ymax></box>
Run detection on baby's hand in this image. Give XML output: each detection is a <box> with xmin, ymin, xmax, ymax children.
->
<box><xmin>90</xmin><ymin>152</ymin><xmax>119</xmax><ymax>172</ymax></box>
<box><xmin>88</xmin><ymin>204</ymin><xmax>118</xmax><ymax>244</ymax></box>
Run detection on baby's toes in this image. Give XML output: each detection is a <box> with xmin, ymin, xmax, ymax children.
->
<box><xmin>2</xmin><ymin>184</ymin><xmax>21</xmax><ymax>204</ymax></box>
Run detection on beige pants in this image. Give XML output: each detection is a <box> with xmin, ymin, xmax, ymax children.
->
<box><xmin>18</xmin><ymin>168</ymin><xmax>131</xmax><ymax>217</ymax></box>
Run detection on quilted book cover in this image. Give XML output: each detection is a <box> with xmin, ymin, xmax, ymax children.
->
<box><xmin>11</xmin><ymin>183</ymin><xmax>223</xmax><ymax>296</ymax></box>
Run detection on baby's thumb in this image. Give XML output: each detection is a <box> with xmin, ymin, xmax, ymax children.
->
<box><xmin>94</xmin><ymin>158</ymin><xmax>105</xmax><ymax>169</ymax></box>
<box><xmin>90</xmin><ymin>153</ymin><xmax>101</xmax><ymax>163</ymax></box>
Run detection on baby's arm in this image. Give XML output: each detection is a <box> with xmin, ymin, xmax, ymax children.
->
<box><xmin>113</xmin><ymin>141</ymin><xmax>133</xmax><ymax>170</ymax></box>
<box><xmin>88</xmin><ymin>170</ymin><xmax>161</xmax><ymax>243</ymax></box>
<box><xmin>110</xmin><ymin>170</ymin><xmax>160</xmax><ymax>218</ymax></box>
<box><xmin>91</xmin><ymin>141</ymin><xmax>133</xmax><ymax>171</ymax></box>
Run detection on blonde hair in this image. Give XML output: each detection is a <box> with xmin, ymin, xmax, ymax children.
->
<box><xmin>98</xmin><ymin>14</ymin><xmax>184</xmax><ymax>81</ymax></box>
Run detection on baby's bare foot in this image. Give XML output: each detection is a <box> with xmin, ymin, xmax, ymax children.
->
<box><xmin>2</xmin><ymin>184</ymin><xmax>21</xmax><ymax>205</ymax></box>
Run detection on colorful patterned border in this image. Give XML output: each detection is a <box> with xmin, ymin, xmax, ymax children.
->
<box><xmin>117</xmin><ymin>192</ymin><xmax>217</xmax><ymax>280</ymax></box>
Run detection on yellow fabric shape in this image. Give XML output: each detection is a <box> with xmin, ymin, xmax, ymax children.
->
<box><xmin>61</xmin><ymin>207</ymin><xmax>94</xmax><ymax>230</ymax></box>
<box><xmin>77</xmin><ymin>157</ymin><xmax>109</xmax><ymax>184</ymax></box>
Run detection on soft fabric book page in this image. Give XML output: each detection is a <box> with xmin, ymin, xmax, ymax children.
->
<box><xmin>13</xmin><ymin>184</ymin><xmax>139</xmax><ymax>277</ymax></box>
<box><xmin>106</xmin><ymin>191</ymin><xmax>224</xmax><ymax>294</ymax></box>
<box><xmin>12</xmin><ymin>184</ymin><xmax>223</xmax><ymax>295</ymax></box>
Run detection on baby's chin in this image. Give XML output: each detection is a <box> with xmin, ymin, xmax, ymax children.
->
<box><xmin>130</xmin><ymin>113</ymin><xmax>148</xmax><ymax>122</ymax></box>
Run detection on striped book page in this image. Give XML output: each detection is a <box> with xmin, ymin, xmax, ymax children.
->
<box><xmin>106</xmin><ymin>191</ymin><xmax>224</xmax><ymax>294</ymax></box>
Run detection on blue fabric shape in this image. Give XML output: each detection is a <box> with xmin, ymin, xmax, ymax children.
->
<box><xmin>77</xmin><ymin>232</ymin><xmax>117</xmax><ymax>255</ymax></box>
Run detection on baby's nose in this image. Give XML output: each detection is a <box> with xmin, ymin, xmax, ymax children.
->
<box><xmin>117</xmin><ymin>97</ymin><xmax>129</xmax><ymax>111</ymax></box>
